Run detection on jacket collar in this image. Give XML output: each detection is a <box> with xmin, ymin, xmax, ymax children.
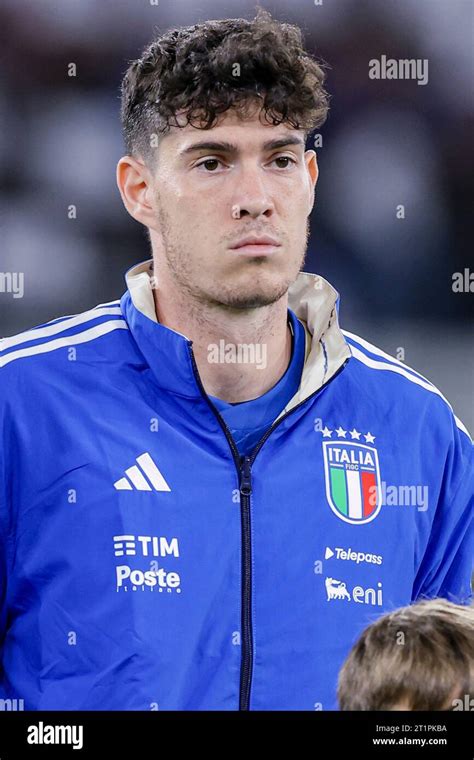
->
<box><xmin>121</xmin><ymin>259</ymin><xmax>351</xmax><ymax>414</ymax></box>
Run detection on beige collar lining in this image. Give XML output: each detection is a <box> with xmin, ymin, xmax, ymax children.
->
<box><xmin>125</xmin><ymin>260</ymin><xmax>351</xmax><ymax>414</ymax></box>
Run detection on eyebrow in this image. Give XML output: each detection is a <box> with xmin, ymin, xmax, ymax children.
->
<box><xmin>178</xmin><ymin>136</ymin><xmax>305</xmax><ymax>157</ymax></box>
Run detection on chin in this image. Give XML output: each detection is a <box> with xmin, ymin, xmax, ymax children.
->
<box><xmin>220</xmin><ymin>284</ymin><xmax>290</xmax><ymax>310</ymax></box>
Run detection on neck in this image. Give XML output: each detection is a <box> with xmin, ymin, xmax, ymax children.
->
<box><xmin>151</xmin><ymin>269</ymin><xmax>292</xmax><ymax>404</ymax></box>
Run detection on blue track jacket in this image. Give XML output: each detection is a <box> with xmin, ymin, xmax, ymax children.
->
<box><xmin>0</xmin><ymin>259</ymin><xmax>472</xmax><ymax>710</ymax></box>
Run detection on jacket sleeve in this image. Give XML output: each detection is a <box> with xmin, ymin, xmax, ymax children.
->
<box><xmin>412</xmin><ymin>406</ymin><xmax>473</xmax><ymax>605</ymax></box>
<box><xmin>0</xmin><ymin>361</ymin><xmax>14</xmax><ymax>655</ymax></box>
<box><xmin>0</xmin><ymin>391</ymin><xmax>8</xmax><ymax>650</ymax></box>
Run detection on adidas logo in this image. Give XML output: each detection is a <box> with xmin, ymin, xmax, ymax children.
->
<box><xmin>114</xmin><ymin>452</ymin><xmax>171</xmax><ymax>492</ymax></box>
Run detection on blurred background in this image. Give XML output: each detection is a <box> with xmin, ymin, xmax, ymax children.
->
<box><xmin>0</xmin><ymin>0</ymin><xmax>472</xmax><ymax>429</ymax></box>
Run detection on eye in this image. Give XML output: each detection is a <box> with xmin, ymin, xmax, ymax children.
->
<box><xmin>195</xmin><ymin>158</ymin><xmax>224</xmax><ymax>172</ymax></box>
<box><xmin>271</xmin><ymin>155</ymin><xmax>297</xmax><ymax>169</ymax></box>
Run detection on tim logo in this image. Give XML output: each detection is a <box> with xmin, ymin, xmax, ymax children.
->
<box><xmin>113</xmin><ymin>535</ymin><xmax>181</xmax><ymax>594</ymax></box>
<box><xmin>113</xmin><ymin>535</ymin><xmax>179</xmax><ymax>558</ymax></box>
<box><xmin>323</xmin><ymin>441</ymin><xmax>382</xmax><ymax>524</ymax></box>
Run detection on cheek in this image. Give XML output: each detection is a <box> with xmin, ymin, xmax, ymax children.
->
<box><xmin>158</xmin><ymin>191</ymin><xmax>198</xmax><ymax>229</ymax></box>
<box><xmin>181</xmin><ymin>194</ymin><xmax>227</xmax><ymax>234</ymax></box>
<box><xmin>171</xmin><ymin>188</ymin><xmax>211</xmax><ymax>220</ymax></box>
<box><xmin>281</xmin><ymin>187</ymin><xmax>310</xmax><ymax>216</ymax></box>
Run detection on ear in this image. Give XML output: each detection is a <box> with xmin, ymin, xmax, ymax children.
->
<box><xmin>304</xmin><ymin>150</ymin><xmax>319</xmax><ymax>215</ymax></box>
<box><xmin>116</xmin><ymin>155</ymin><xmax>157</xmax><ymax>229</ymax></box>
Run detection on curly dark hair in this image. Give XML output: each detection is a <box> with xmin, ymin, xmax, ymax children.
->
<box><xmin>120</xmin><ymin>8</ymin><xmax>330</xmax><ymax>162</ymax></box>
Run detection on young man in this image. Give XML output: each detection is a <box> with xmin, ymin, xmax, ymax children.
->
<box><xmin>0</xmin><ymin>10</ymin><xmax>472</xmax><ymax>710</ymax></box>
<box><xmin>338</xmin><ymin>599</ymin><xmax>474</xmax><ymax>711</ymax></box>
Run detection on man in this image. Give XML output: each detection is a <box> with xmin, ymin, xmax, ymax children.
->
<box><xmin>0</xmin><ymin>10</ymin><xmax>472</xmax><ymax>711</ymax></box>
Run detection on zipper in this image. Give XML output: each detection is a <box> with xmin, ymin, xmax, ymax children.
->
<box><xmin>238</xmin><ymin>454</ymin><xmax>253</xmax><ymax>710</ymax></box>
<box><xmin>187</xmin><ymin>346</ymin><xmax>351</xmax><ymax>710</ymax></box>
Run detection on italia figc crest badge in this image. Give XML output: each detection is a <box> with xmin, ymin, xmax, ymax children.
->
<box><xmin>322</xmin><ymin>439</ymin><xmax>382</xmax><ymax>525</ymax></box>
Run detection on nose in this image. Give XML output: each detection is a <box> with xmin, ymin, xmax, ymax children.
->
<box><xmin>231</xmin><ymin>167</ymin><xmax>275</xmax><ymax>219</ymax></box>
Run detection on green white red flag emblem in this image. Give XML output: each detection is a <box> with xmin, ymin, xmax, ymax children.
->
<box><xmin>323</xmin><ymin>441</ymin><xmax>382</xmax><ymax>524</ymax></box>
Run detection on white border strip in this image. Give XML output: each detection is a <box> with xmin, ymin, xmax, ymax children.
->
<box><xmin>94</xmin><ymin>300</ymin><xmax>122</xmax><ymax>309</ymax></box>
<box><xmin>0</xmin><ymin>321</ymin><xmax>128</xmax><ymax>368</ymax></box>
<box><xmin>350</xmin><ymin>345</ymin><xmax>471</xmax><ymax>440</ymax></box>
<box><xmin>343</xmin><ymin>329</ymin><xmax>434</xmax><ymax>387</ymax></box>
<box><xmin>1</xmin><ymin>306</ymin><xmax>123</xmax><ymax>352</ymax></box>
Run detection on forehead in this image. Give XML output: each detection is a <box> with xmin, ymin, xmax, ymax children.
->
<box><xmin>161</xmin><ymin>105</ymin><xmax>305</xmax><ymax>153</ymax></box>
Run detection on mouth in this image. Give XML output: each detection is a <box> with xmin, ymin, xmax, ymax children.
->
<box><xmin>229</xmin><ymin>236</ymin><xmax>282</xmax><ymax>256</ymax></box>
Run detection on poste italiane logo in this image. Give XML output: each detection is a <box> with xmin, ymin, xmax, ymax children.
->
<box><xmin>322</xmin><ymin>432</ymin><xmax>382</xmax><ymax>525</ymax></box>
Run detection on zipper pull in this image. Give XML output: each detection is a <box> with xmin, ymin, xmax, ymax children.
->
<box><xmin>240</xmin><ymin>455</ymin><xmax>252</xmax><ymax>497</ymax></box>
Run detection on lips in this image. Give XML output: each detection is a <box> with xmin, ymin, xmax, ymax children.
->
<box><xmin>230</xmin><ymin>235</ymin><xmax>281</xmax><ymax>249</ymax></box>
